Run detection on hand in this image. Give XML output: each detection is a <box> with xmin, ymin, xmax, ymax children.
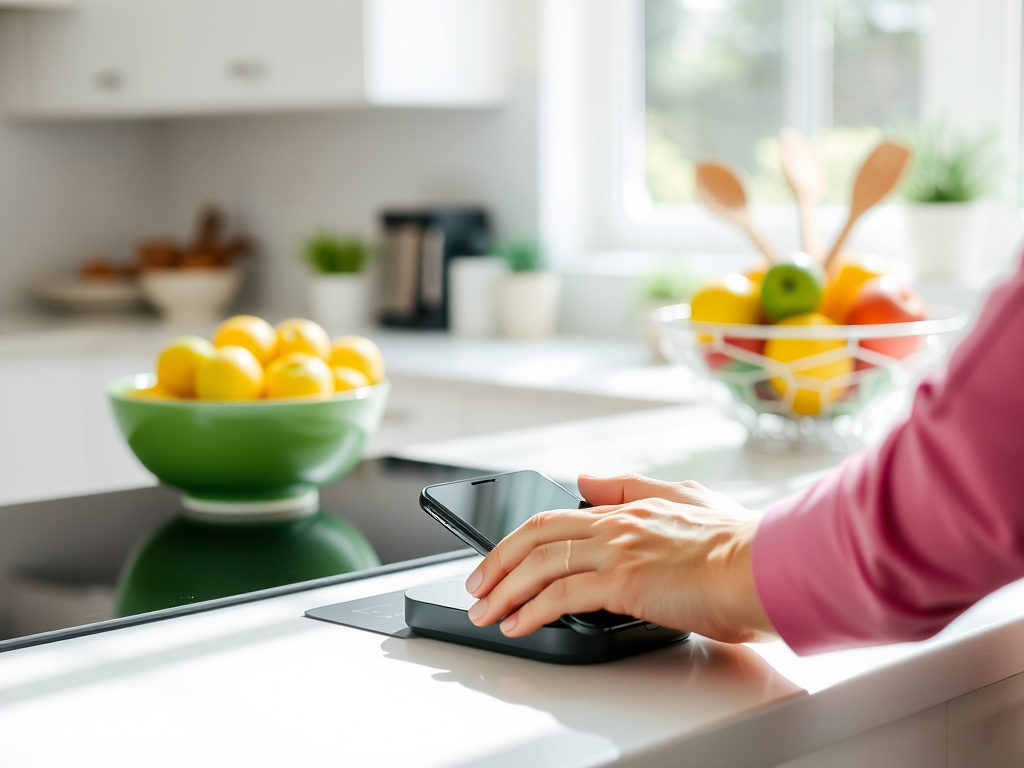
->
<box><xmin>463</xmin><ymin>474</ymin><xmax>777</xmax><ymax>644</ymax></box>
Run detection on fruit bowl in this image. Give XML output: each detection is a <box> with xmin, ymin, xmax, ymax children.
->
<box><xmin>653</xmin><ymin>304</ymin><xmax>967</xmax><ymax>452</ymax></box>
<box><xmin>107</xmin><ymin>374</ymin><xmax>390</xmax><ymax>500</ymax></box>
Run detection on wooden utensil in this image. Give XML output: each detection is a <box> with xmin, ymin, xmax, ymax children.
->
<box><xmin>779</xmin><ymin>128</ymin><xmax>826</xmax><ymax>261</ymax></box>
<box><xmin>824</xmin><ymin>141</ymin><xmax>912</xmax><ymax>271</ymax></box>
<box><xmin>696</xmin><ymin>161</ymin><xmax>779</xmax><ymax>263</ymax></box>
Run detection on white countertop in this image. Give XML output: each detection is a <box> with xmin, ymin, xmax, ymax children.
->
<box><xmin>3</xmin><ymin>404</ymin><xmax>1024</xmax><ymax>766</ymax></box>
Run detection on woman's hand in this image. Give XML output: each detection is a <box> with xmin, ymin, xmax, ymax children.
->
<box><xmin>463</xmin><ymin>474</ymin><xmax>777</xmax><ymax>644</ymax></box>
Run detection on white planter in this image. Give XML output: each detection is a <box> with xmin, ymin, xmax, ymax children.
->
<box><xmin>903</xmin><ymin>203</ymin><xmax>987</xmax><ymax>280</ymax></box>
<box><xmin>448</xmin><ymin>256</ymin><xmax>507</xmax><ymax>337</ymax></box>
<box><xmin>139</xmin><ymin>267</ymin><xmax>241</xmax><ymax>325</ymax></box>
<box><xmin>498</xmin><ymin>272</ymin><xmax>562</xmax><ymax>339</ymax></box>
<box><xmin>308</xmin><ymin>274</ymin><xmax>369</xmax><ymax>334</ymax></box>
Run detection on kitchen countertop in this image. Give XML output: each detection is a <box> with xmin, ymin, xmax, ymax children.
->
<box><xmin>3</xmin><ymin>403</ymin><xmax>1024</xmax><ymax>766</ymax></box>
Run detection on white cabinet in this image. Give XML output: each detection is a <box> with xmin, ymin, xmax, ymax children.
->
<box><xmin>0</xmin><ymin>0</ymin><xmax>506</xmax><ymax>119</ymax></box>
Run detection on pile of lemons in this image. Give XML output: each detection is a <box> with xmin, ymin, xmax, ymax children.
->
<box><xmin>135</xmin><ymin>316</ymin><xmax>385</xmax><ymax>401</ymax></box>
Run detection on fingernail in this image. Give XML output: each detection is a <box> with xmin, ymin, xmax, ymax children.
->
<box><xmin>499</xmin><ymin>613</ymin><xmax>518</xmax><ymax>634</ymax></box>
<box><xmin>467</xmin><ymin>598</ymin><xmax>488</xmax><ymax>625</ymax></box>
<box><xmin>465</xmin><ymin>569</ymin><xmax>483</xmax><ymax>595</ymax></box>
<box><xmin>579</xmin><ymin>473</ymin><xmax>596</xmax><ymax>479</ymax></box>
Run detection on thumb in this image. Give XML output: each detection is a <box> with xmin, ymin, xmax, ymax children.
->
<box><xmin>578</xmin><ymin>473</ymin><xmax>709</xmax><ymax>506</ymax></box>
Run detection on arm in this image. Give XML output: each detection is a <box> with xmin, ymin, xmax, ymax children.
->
<box><xmin>754</xmin><ymin>256</ymin><xmax>1024</xmax><ymax>654</ymax></box>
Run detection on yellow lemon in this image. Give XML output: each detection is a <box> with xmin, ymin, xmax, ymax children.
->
<box><xmin>156</xmin><ymin>336</ymin><xmax>216</xmax><ymax>398</ymax></box>
<box><xmin>131</xmin><ymin>384</ymin><xmax>178</xmax><ymax>400</ymax></box>
<box><xmin>265</xmin><ymin>353</ymin><xmax>334</xmax><ymax>399</ymax></box>
<box><xmin>195</xmin><ymin>346</ymin><xmax>265</xmax><ymax>401</ymax></box>
<box><xmin>765</xmin><ymin>313</ymin><xmax>853</xmax><ymax>417</ymax></box>
<box><xmin>328</xmin><ymin>336</ymin><xmax>386</xmax><ymax>385</ymax></box>
<box><xmin>332</xmin><ymin>366</ymin><xmax>370</xmax><ymax>392</ymax></box>
<box><xmin>820</xmin><ymin>253</ymin><xmax>888</xmax><ymax>323</ymax></box>
<box><xmin>274</xmin><ymin>318</ymin><xmax>331</xmax><ymax>361</ymax></box>
<box><xmin>689</xmin><ymin>274</ymin><xmax>762</xmax><ymax>343</ymax></box>
<box><xmin>213</xmin><ymin>315</ymin><xmax>278</xmax><ymax>366</ymax></box>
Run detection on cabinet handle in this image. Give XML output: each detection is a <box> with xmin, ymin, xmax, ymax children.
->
<box><xmin>93</xmin><ymin>70</ymin><xmax>125</xmax><ymax>92</ymax></box>
<box><xmin>226</xmin><ymin>59</ymin><xmax>268</xmax><ymax>81</ymax></box>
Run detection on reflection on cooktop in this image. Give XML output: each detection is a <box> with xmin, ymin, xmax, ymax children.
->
<box><xmin>0</xmin><ymin>457</ymin><xmax>485</xmax><ymax>647</ymax></box>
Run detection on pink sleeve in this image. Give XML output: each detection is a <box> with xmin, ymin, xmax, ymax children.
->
<box><xmin>752</xmin><ymin>255</ymin><xmax>1024</xmax><ymax>655</ymax></box>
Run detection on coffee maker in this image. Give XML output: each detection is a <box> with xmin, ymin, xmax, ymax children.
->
<box><xmin>378</xmin><ymin>207</ymin><xmax>490</xmax><ymax>329</ymax></box>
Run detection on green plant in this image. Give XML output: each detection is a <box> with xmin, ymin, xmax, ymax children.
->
<box><xmin>639</xmin><ymin>269</ymin><xmax>704</xmax><ymax>303</ymax></box>
<box><xmin>499</xmin><ymin>239</ymin><xmax>544</xmax><ymax>273</ymax></box>
<box><xmin>898</xmin><ymin>125</ymin><xmax>999</xmax><ymax>203</ymax></box>
<box><xmin>303</xmin><ymin>232</ymin><xmax>369</xmax><ymax>274</ymax></box>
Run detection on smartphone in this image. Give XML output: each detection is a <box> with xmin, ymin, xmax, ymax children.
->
<box><xmin>419</xmin><ymin>470</ymin><xmax>645</xmax><ymax>636</ymax></box>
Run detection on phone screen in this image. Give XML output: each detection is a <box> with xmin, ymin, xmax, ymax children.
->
<box><xmin>424</xmin><ymin>470</ymin><xmax>587</xmax><ymax>548</ymax></box>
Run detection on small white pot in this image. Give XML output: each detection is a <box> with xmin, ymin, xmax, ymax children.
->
<box><xmin>903</xmin><ymin>203</ymin><xmax>987</xmax><ymax>280</ymax></box>
<box><xmin>309</xmin><ymin>273</ymin><xmax>369</xmax><ymax>334</ymax></box>
<box><xmin>139</xmin><ymin>267</ymin><xmax>241</xmax><ymax>325</ymax></box>
<box><xmin>448</xmin><ymin>256</ymin><xmax>507</xmax><ymax>337</ymax></box>
<box><xmin>498</xmin><ymin>272</ymin><xmax>562</xmax><ymax>339</ymax></box>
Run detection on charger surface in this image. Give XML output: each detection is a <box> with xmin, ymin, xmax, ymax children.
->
<box><xmin>404</xmin><ymin>577</ymin><xmax>689</xmax><ymax>665</ymax></box>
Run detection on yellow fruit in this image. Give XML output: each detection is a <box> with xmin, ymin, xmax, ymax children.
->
<box><xmin>332</xmin><ymin>366</ymin><xmax>370</xmax><ymax>392</ymax></box>
<box><xmin>329</xmin><ymin>336</ymin><xmax>386</xmax><ymax>385</ymax></box>
<box><xmin>156</xmin><ymin>336</ymin><xmax>216</xmax><ymax>398</ymax></box>
<box><xmin>213</xmin><ymin>315</ymin><xmax>278</xmax><ymax>366</ymax></box>
<box><xmin>132</xmin><ymin>384</ymin><xmax>178</xmax><ymax>400</ymax></box>
<box><xmin>195</xmin><ymin>346</ymin><xmax>265</xmax><ymax>401</ymax></box>
<box><xmin>265</xmin><ymin>353</ymin><xmax>334</xmax><ymax>399</ymax></box>
<box><xmin>765</xmin><ymin>314</ymin><xmax>853</xmax><ymax>417</ymax></box>
<box><xmin>275</xmin><ymin>318</ymin><xmax>331</xmax><ymax>361</ymax></box>
<box><xmin>820</xmin><ymin>253</ymin><xmax>889</xmax><ymax>323</ymax></box>
<box><xmin>690</xmin><ymin>274</ymin><xmax>762</xmax><ymax>342</ymax></box>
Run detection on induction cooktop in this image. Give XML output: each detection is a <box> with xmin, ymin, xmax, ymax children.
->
<box><xmin>0</xmin><ymin>457</ymin><xmax>486</xmax><ymax>652</ymax></box>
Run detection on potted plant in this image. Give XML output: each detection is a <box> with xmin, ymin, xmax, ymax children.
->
<box><xmin>304</xmin><ymin>232</ymin><xmax>371</xmax><ymax>333</ymax></box>
<box><xmin>497</xmin><ymin>239</ymin><xmax>561</xmax><ymax>339</ymax></box>
<box><xmin>900</xmin><ymin>126</ymin><xmax>998</xmax><ymax>279</ymax></box>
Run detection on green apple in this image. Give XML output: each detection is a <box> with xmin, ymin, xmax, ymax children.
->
<box><xmin>760</xmin><ymin>252</ymin><xmax>827</xmax><ymax>322</ymax></box>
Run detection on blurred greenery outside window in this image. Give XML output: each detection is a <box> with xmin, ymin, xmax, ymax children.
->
<box><xmin>645</xmin><ymin>0</ymin><xmax>927</xmax><ymax>205</ymax></box>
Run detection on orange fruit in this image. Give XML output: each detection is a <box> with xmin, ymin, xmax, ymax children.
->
<box><xmin>213</xmin><ymin>315</ymin><xmax>278</xmax><ymax>366</ymax></box>
<box><xmin>265</xmin><ymin>353</ymin><xmax>334</xmax><ymax>399</ymax></box>
<box><xmin>328</xmin><ymin>336</ymin><xmax>386</xmax><ymax>385</ymax></box>
<box><xmin>765</xmin><ymin>314</ymin><xmax>853</xmax><ymax>417</ymax></box>
<box><xmin>820</xmin><ymin>253</ymin><xmax>889</xmax><ymax>323</ymax></box>
<box><xmin>195</xmin><ymin>346</ymin><xmax>265</xmax><ymax>401</ymax></box>
<box><xmin>156</xmin><ymin>336</ymin><xmax>216</xmax><ymax>398</ymax></box>
<box><xmin>132</xmin><ymin>383</ymin><xmax>178</xmax><ymax>400</ymax></box>
<box><xmin>275</xmin><ymin>318</ymin><xmax>331</xmax><ymax>361</ymax></box>
<box><xmin>332</xmin><ymin>366</ymin><xmax>370</xmax><ymax>392</ymax></box>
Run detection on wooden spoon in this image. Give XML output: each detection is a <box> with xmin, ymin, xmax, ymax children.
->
<box><xmin>779</xmin><ymin>128</ymin><xmax>826</xmax><ymax>261</ymax></box>
<box><xmin>823</xmin><ymin>141</ymin><xmax>912</xmax><ymax>271</ymax></box>
<box><xmin>696</xmin><ymin>161</ymin><xmax>780</xmax><ymax>263</ymax></box>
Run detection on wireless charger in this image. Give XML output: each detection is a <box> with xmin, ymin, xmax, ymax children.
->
<box><xmin>404</xmin><ymin>577</ymin><xmax>689</xmax><ymax>665</ymax></box>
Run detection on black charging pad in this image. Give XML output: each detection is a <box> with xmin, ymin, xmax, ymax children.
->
<box><xmin>403</xmin><ymin>578</ymin><xmax>689</xmax><ymax>665</ymax></box>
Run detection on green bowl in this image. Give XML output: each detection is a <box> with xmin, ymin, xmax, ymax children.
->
<box><xmin>107</xmin><ymin>374</ymin><xmax>390</xmax><ymax>500</ymax></box>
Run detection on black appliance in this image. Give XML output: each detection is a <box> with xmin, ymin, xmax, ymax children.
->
<box><xmin>378</xmin><ymin>207</ymin><xmax>490</xmax><ymax>329</ymax></box>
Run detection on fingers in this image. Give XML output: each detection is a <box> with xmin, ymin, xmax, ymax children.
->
<box><xmin>498</xmin><ymin>572</ymin><xmax>608</xmax><ymax>637</ymax></box>
<box><xmin>465</xmin><ymin>510</ymin><xmax>597</xmax><ymax>599</ymax></box>
<box><xmin>467</xmin><ymin>538</ymin><xmax>599</xmax><ymax>627</ymax></box>
<box><xmin>578</xmin><ymin>473</ymin><xmax>713</xmax><ymax>507</ymax></box>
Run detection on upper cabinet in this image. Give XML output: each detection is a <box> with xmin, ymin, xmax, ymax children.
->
<box><xmin>0</xmin><ymin>0</ymin><xmax>507</xmax><ymax>119</ymax></box>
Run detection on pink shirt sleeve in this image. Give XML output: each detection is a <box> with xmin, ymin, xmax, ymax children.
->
<box><xmin>752</xmin><ymin>255</ymin><xmax>1024</xmax><ymax>655</ymax></box>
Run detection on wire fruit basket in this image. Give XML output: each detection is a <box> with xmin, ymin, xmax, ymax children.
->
<box><xmin>653</xmin><ymin>303</ymin><xmax>967</xmax><ymax>452</ymax></box>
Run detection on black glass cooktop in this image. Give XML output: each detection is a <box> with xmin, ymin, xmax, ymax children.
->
<box><xmin>0</xmin><ymin>458</ymin><xmax>485</xmax><ymax>652</ymax></box>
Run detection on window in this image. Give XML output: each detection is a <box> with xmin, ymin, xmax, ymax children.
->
<box><xmin>644</xmin><ymin>0</ymin><xmax>929</xmax><ymax>206</ymax></box>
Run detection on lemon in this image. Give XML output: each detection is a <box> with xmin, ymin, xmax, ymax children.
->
<box><xmin>213</xmin><ymin>315</ymin><xmax>278</xmax><ymax>366</ymax></box>
<box><xmin>690</xmin><ymin>275</ymin><xmax>762</xmax><ymax>342</ymax></box>
<box><xmin>275</xmin><ymin>318</ymin><xmax>331</xmax><ymax>361</ymax></box>
<box><xmin>328</xmin><ymin>336</ymin><xmax>385</xmax><ymax>385</ymax></box>
<box><xmin>156</xmin><ymin>336</ymin><xmax>216</xmax><ymax>398</ymax></box>
<box><xmin>332</xmin><ymin>366</ymin><xmax>370</xmax><ymax>392</ymax></box>
<box><xmin>265</xmin><ymin>353</ymin><xmax>334</xmax><ymax>399</ymax></box>
<box><xmin>132</xmin><ymin>384</ymin><xmax>178</xmax><ymax>400</ymax></box>
<box><xmin>765</xmin><ymin>313</ymin><xmax>853</xmax><ymax>417</ymax></box>
<box><xmin>195</xmin><ymin>346</ymin><xmax>265</xmax><ymax>401</ymax></box>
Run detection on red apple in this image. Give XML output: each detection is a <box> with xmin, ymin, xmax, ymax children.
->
<box><xmin>704</xmin><ymin>337</ymin><xmax>766</xmax><ymax>370</ymax></box>
<box><xmin>846</xmin><ymin>276</ymin><xmax>927</xmax><ymax>359</ymax></box>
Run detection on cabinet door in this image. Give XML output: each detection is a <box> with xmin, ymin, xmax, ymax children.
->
<box><xmin>141</xmin><ymin>0</ymin><xmax>363</xmax><ymax>113</ymax></box>
<box><xmin>27</xmin><ymin>0</ymin><xmax>145</xmax><ymax>115</ymax></box>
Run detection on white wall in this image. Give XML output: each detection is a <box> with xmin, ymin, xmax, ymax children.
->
<box><xmin>0</xmin><ymin>120</ymin><xmax>163</xmax><ymax>311</ymax></box>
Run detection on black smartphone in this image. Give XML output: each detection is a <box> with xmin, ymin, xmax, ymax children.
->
<box><xmin>419</xmin><ymin>469</ymin><xmax>644</xmax><ymax>636</ymax></box>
